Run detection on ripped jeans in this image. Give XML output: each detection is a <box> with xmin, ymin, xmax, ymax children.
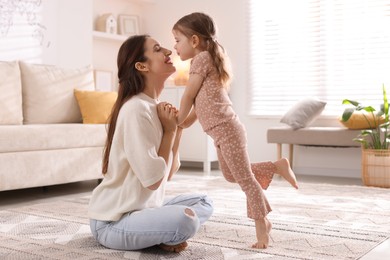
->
<box><xmin>89</xmin><ymin>194</ymin><xmax>213</xmax><ymax>250</ymax></box>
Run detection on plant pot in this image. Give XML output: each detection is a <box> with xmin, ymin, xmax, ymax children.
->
<box><xmin>361</xmin><ymin>148</ymin><xmax>390</xmax><ymax>188</ymax></box>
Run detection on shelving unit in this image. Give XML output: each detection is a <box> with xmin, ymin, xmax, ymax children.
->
<box><xmin>93</xmin><ymin>31</ymin><xmax>128</xmax><ymax>42</ymax></box>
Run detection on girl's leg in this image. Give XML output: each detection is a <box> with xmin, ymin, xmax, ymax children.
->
<box><xmin>251</xmin><ymin>162</ymin><xmax>275</xmax><ymax>190</ymax></box>
<box><xmin>274</xmin><ymin>158</ymin><xmax>298</xmax><ymax>189</ymax></box>
<box><xmin>218</xmin><ymin>138</ymin><xmax>272</xmax><ymax>248</ymax></box>
<box><xmin>217</xmin><ymin>140</ymin><xmax>274</xmax><ymax>190</ymax></box>
<box><xmin>208</xmin><ymin>119</ymin><xmax>272</xmax><ymax>248</ymax></box>
<box><xmin>215</xmin><ymin>143</ymin><xmax>236</xmax><ymax>183</ymax></box>
<box><xmin>216</xmin><ymin>134</ymin><xmax>294</xmax><ymax>190</ymax></box>
<box><xmin>89</xmin><ymin>195</ymin><xmax>212</xmax><ymax>251</ymax></box>
<box><xmin>252</xmin><ymin>159</ymin><xmax>298</xmax><ymax>190</ymax></box>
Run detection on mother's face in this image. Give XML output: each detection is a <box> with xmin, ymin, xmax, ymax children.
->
<box><xmin>138</xmin><ymin>37</ymin><xmax>176</xmax><ymax>77</ymax></box>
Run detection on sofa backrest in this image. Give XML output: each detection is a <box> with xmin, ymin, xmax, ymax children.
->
<box><xmin>19</xmin><ymin>61</ymin><xmax>95</xmax><ymax>124</ymax></box>
<box><xmin>0</xmin><ymin>61</ymin><xmax>23</xmax><ymax>125</ymax></box>
<box><xmin>0</xmin><ymin>61</ymin><xmax>96</xmax><ymax>125</ymax></box>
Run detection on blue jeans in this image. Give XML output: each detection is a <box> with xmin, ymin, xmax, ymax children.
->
<box><xmin>89</xmin><ymin>194</ymin><xmax>213</xmax><ymax>250</ymax></box>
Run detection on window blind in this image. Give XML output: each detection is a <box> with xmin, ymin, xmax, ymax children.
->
<box><xmin>248</xmin><ymin>0</ymin><xmax>390</xmax><ymax>117</ymax></box>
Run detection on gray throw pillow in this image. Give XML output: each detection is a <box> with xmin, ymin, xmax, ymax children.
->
<box><xmin>280</xmin><ymin>98</ymin><xmax>327</xmax><ymax>130</ymax></box>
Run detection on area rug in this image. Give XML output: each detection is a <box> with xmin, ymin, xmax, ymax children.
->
<box><xmin>0</xmin><ymin>175</ymin><xmax>389</xmax><ymax>259</ymax></box>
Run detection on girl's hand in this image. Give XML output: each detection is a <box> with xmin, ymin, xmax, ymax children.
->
<box><xmin>157</xmin><ymin>102</ymin><xmax>178</xmax><ymax>133</ymax></box>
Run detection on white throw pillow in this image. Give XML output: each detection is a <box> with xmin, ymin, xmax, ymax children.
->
<box><xmin>280</xmin><ymin>98</ymin><xmax>327</xmax><ymax>130</ymax></box>
<box><xmin>20</xmin><ymin>62</ymin><xmax>95</xmax><ymax>124</ymax></box>
<box><xmin>0</xmin><ymin>61</ymin><xmax>23</xmax><ymax>125</ymax></box>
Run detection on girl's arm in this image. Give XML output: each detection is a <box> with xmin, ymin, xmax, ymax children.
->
<box><xmin>179</xmin><ymin>109</ymin><xmax>197</xmax><ymax>129</ymax></box>
<box><xmin>177</xmin><ymin>74</ymin><xmax>203</xmax><ymax>125</ymax></box>
<box><xmin>168</xmin><ymin>109</ymin><xmax>197</xmax><ymax>180</ymax></box>
<box><xmin>168</xmin><ymin>126</ymin><xmax>182</xmax><ymax>180</ymax></box>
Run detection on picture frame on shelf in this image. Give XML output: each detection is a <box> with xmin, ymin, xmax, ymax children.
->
<box><xmin>94</xmin><ymin>70</ymin><xmax>113</xmax><ymax>91</ymax></box>
<box><xmin>118</xmin><ymin>15</ymin><xmax>139</xmax><ymax>36</ymax></box>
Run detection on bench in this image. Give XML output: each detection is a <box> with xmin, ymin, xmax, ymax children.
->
<box><xmin>267</xmin><ymin>127</ymin><xmax>361</xmax><ymax>167</ymax></box>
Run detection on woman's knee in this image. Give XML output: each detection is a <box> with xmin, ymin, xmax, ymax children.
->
<box><xmin>202</xmin><ymin>195</ymin><xmax>214</xmax><ymax>212</ymax></box>
<box><xmin>176</xmin><ymin>207</ymin><xmax>201</xmax><ymax>239</ymax></box>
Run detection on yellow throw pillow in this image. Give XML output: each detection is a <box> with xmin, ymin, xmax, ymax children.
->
<box><xmin>339</xmin><ymin>111</ymin><xmax>385</xmax><ymax>130</ymax></box>
<box><xmin>74</xmin><ymin>89</ymin><xmax>117</xmax><ymax>124</ymax></box>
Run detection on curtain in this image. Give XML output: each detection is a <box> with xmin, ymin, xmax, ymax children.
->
<box><xmin>248</xmin><ymin>0</ymin><xmax>390</xmax><ymax>117</ymax></box>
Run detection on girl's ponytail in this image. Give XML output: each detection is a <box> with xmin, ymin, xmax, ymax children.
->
<box><xmin>207</xmin><ymin>39</ymin><xmax>232</xmax><ymax>88</ymax></box>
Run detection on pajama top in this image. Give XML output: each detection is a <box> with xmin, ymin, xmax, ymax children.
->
<box><xmin>190</xmin><ymin>51</ymin><xmax>235</xmax><ymax>131</ymax></box>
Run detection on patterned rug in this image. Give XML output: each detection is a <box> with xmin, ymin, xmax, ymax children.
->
<box><xmin>0</xmin><ymin>175</ymin><xmax>389</xmax><ymax>259</ymax></box>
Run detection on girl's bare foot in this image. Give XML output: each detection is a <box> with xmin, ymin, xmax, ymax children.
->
<box><xmin>274</xmin><ymin>158</ymin><xmax>298</xmax><ymax>189</ymax></box>
<box><xmin>159</xmin><ymin>241</ymin><xmax>188</xmax><ymax>253</ymax></box>
<box><xmin>252</xmin><ymin>217</ymin><xmax>272</xmax><ymax>249</ymax></box>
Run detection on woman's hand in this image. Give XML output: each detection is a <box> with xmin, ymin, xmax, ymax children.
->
<box><xmin>148</xmin><ymin>102</ymin><xmax>178</xmax><ymax>190</ymax></box>
<box><xmin>157</xmin><ymin>102</ymin><xmax>178</xmax><ymax>133</ymax></box>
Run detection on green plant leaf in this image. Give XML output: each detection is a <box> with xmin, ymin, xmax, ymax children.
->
<box><xmin>342</xmin><ymin>99</ymin><xmax>360</xmax><ymax>107</ymax></box>
<box><xmin>360</xmin><ymin>130</ymin><xmax>373</xmax><ymax>136</ymax></box>
<box><xmin>383</xmin><ymin>84</ymin><xmax>389</xmax><ymax>122</ymax></box>
<box><xmin>380</xmin><ymin>121</ymin><xmax>390</xmax><ymax>129</ymax></box>
<box><xmin>344</xmin><ymin>85</ymin><xmax>390</xmax><ymax>150</ymax></box>
<box><xmin>362</xmin><ymin>106</ymin><xmax>376</xmax><ymax>113</ymax></box>
<box><xmin>341</xmin><ymin>108</ymin><xmax>355</xmax><ymax>122</ymax></box>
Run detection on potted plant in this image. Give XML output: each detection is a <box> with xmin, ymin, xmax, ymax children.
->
<box><xmin>341</xmin><ymin>84</ymin><xmax>390</xmax><ymax>188</ymax></box>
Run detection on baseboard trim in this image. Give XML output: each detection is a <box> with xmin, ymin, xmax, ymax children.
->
<box><xmin>293</xmin><ymin>166</ymin><xmax>360</xmax><ymax>179</ymax></box>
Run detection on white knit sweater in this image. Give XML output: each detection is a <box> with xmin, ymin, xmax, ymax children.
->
<box><xmin>88</xmin><ymin>93</ymin><xmax>172</xmax><ymax>221</ymax></box>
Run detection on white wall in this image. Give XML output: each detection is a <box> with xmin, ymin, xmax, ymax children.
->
<box><xmin>0</xmin><ymin>0</ymin><xmax>92</xmax><ymax>68</ymax></box>
<box><xmin>0</xmin><ymin>0</ymin><xmax>360</xmax><ymax>177</ymax></box>
<box><xmin>143</xmin><ymin>0</ymin><xmax>361</xmax><ymax>178</ymax></box>
<box><xmin>56</xmin><ymin>0</ymin><xmax>92</xmax><ymax>68</ymax></box>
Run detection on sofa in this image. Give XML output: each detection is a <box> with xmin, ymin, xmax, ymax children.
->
<box><xmin>0</xmin><ymin>60</ymin><xmax>110</xmax><ymax>191</ymax></box>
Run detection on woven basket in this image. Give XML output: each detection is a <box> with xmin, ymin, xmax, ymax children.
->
<box><xmin>361</xmin><ymin>149</ymin><xmax>390</xmax><ymax>188</ymax></box>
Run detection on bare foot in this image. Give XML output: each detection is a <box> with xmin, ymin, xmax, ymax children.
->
<box><xmin>274</xmin><ymin>158</ymin><xmax>298</xmax><ymax>189</ymax></box>
<box><xmin>252</xmin><ymin>217</ymin><xmax>272</xmax><ymax>249</ymax></box>
<box><xmin>159</xmin><ymin>241</ymin><xmax>188</xmax><ymax>253</ymax></box>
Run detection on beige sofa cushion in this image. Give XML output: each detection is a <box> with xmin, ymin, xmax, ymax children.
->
<box><xmin>20</xmin><ymin>62</ymin><xmax>95</xmax><ymax>124</ymax></box>
<box><xmin>0</xmin><ymin>124</ymin><xmax>106</xmax><ymax>153</ymax></box>
<box><xmin>0</xmin><ymin>61</ymin><xmax>23</xmax><ymax>125</ymax></box>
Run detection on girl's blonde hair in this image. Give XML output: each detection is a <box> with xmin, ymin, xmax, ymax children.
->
<box><xmin>173</xmin><ymin>12</ymin><xmax>232</xmax><ymax>87</ymax></box>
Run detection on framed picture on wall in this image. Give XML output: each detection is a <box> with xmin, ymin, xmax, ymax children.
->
<box><xmin>94</xmin><ymin>70</ymin><xmax>113</xmax><ymax>91</ymax></box>
<box><xmin>118</xmin><ymin>15</ymin><xmax>139</xmax><ymax>36</ymax></box>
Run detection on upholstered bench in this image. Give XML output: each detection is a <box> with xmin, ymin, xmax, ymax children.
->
<box><xmin>267</xmin><ymin>127</ymin><xmax>361</xmax><ymax>166</ymax></box>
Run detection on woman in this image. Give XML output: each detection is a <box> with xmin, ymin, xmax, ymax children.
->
<box><xmin>88</xmin><ymin>35</ymin><xmax>213</xmax><ymax>252</ymax></box>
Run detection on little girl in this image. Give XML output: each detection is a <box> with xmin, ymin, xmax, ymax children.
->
<box><xmin>172</xmin><ymin>12</ymin><xmax>298</xmax><ymax>249</ymax></box>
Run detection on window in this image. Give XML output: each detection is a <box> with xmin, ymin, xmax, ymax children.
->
<box><xmin>248</xmin><ymin>0</ymin><xmax>390</xmax><ymax>117</ymax></box>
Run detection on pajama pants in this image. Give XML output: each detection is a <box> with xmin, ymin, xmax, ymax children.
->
<box><xmin>206</xmin><ymin>116</ymin><xmax>276</xmax><ymax>219</ymax></box>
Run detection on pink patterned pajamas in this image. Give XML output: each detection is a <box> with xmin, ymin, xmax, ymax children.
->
<box><xmin>189</xmin><ymin>51</ymin><xmax>277</xmax><ymax>220</ymax></box>
<box><xmin>207</xmin><ymin>117</ymin><xmax>276</xmax><ymax>219</ymax></box>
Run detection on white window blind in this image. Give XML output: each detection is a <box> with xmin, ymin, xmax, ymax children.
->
<box><xmin>248</xmin><ymin>0</ymin><xmax>390</xmax><ymax>117</ymax></box>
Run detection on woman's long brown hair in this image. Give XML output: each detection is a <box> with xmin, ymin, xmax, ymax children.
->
<box><xmin>173</xmin><ymin>12</ymin><xmax>232</xmax><ymax>87</ymax></box>
<box><xmin>102</xmin><ymin>35</ymin><xmax>149</xmax><ymax>174</ymax></box>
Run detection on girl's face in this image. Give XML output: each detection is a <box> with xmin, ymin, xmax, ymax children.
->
<box><xmin>142</xmin><ymin>37</ymin><xmax>176</xmax><ymax>77</ymax></box>
<box><xmin>173</xmin><ymin>30</ymin><xmax>196</xmax><ymax>61</ymax></box>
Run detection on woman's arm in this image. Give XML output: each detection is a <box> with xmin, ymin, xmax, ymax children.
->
<box><xmin>177</xmin><ymin>74</ymin><xmax>203</xmax><ymax>125</ymax></box>
<box><xmin>147</xmin><ymin>102</ymin><xmax>177</xmax><ymax>190</ymax></box>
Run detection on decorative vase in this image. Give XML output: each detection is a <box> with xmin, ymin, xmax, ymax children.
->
<box><xmin>361</xmin><ymin>148</ymin><xmax>390</xmax><ymax>188</ymax></box>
